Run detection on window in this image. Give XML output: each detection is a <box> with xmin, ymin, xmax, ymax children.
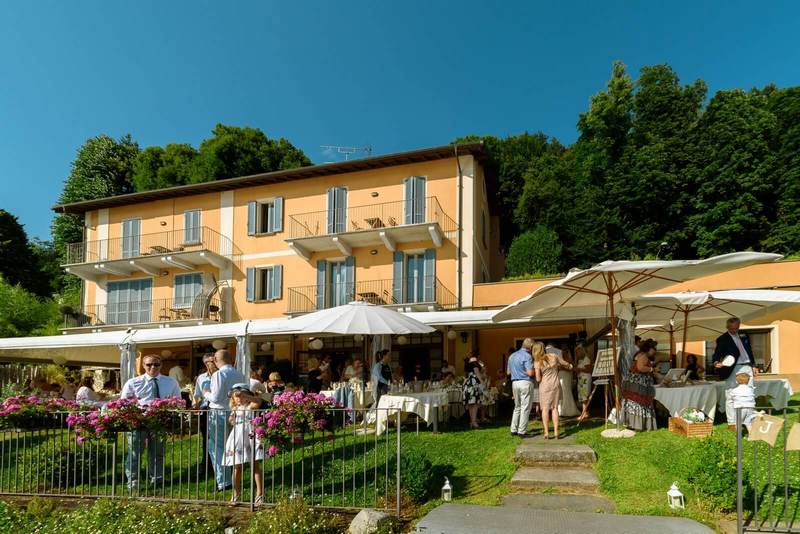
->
<box><xmin>246</xmin><ymin>265</ymin><xmax>283</xmax><ymax>301</ymax></box>
<box><xmin>121</xmin><ymin>218</ymin><xmax>141</xmax><ymax>258</ymax></box>
<box><xmin>184</xmin><ymin>210</ymin><xmax>201</xmax><ymax>244</ymax></box>
<box><xmin>403</xmin><ymin>176</ymin><xmax>426</xmax><ymax>224</ymax></box>
<box><xmin>107</xmin><ymin>279</ymin><xmax>152</xmax><ymax>324</ymax></box>
<box><xmin>174</xmin><ymin>273</ymin><xmax>203</xmax><ymax>308</ymax></box>
<box><xmin>247</xmin><ymin>197</ymin><xmax>284</xmax><ymax>235</ymax></box>
<box><xmin>327</xmin><ymin>187</ymin><xmax>347</xmax><ymax>234</ymax></box>
<box><xmin>393</xmin><ymin>249</ymin><xmax>435</xmax><ymax>304</ymax></box>
<box><xmin>315</xmin><ymin>257</ymin><xmax>355</xmax><ymax>309</ymax></box>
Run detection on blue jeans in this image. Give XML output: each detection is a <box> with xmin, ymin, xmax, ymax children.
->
<box><xmin>207</xmin><ymin>410</ymin><xmax>231</xmax><ymax>489</ymax></box>
<box><xmin>126</xmin><ymin>430</ymin><xmax>165</xmax><ymax>486</ymax></box>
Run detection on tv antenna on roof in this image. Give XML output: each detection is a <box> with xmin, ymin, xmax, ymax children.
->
<box><xmin>320</xmin><ymin>145</ymin><xmax>372</xmax><ymax>161</ymax></box>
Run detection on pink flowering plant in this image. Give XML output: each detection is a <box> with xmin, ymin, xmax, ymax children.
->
<box><xmin>0</xmin><ymin>395</ymin><xmax>85</xmax><ymax>430</ymax></box>
<box><xmin>67</xmin><ymin>398</ymin><xmax>145</xmax><ymax>442</ymax></box>
<box><xmin>142</xmin><ymin>397</ymin><xmax>187</xmax><ymax>432</ymax></box>
<box><xmin>251</xmin><ymin>390</ymin><xmax>339</xmax><ymax>457</ymax></box>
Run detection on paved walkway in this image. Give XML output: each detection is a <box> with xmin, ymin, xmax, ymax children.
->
<box><xmin>415</xmin><ymin>503</ymin><xmax>714</xmax><ymax>534</ymax></box>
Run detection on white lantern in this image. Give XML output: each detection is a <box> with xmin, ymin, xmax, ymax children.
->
<box><xmin>260</xmin><ymin>341</ymin><xmax>272</xmax><ymax>352</ymax></box>
<box><xmin>160</xmin><ymin>349</ymin><xmax>172</xmax><ymax>358</ymax></box>
<box><xmin>310</xmin><ymin>338</ymin><xmax>324</xmax><ymax>350</ymax></box>
<box><xmin>447</xmin><ymin>329</ymin><xmax>457</xmax><ymax>341</ymax></box>
<box><xmin>354</xmin><ymin>334</ymin><xmax>364</xmax><ymax>343</ymax></box>
<box><xmin>667</xmin><ymin>482</ymin><xmax>684</xmax><ymax>509</ymax></box>
<box><xmin>212</xmin><ymin>339</ymin><xmax>226</xmax><ymax>350</ymax></box>
<box><xmin>441</xmin><ymin>477</ymin><xmax>452</xmax><ymax>502</ymax></box>
<box><xmin>397</xmin><ymin>335</ymin><xmax>408</xmax><ymax>346</ymax></box>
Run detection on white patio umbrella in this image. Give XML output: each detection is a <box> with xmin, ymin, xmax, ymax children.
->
<box><xmin>282</xmin><ymin>301</ymin><xmax>436</xmax><ymax>335</ymax></box>
<box><xmin>491</xmin><ymin>252</ymin><xmax>782</xmax><ymax>431</ymax></box>
<box><xmin>635</xmin><ymin>289</ymin><xmax>800</xmax><ymax>359</ymax></box>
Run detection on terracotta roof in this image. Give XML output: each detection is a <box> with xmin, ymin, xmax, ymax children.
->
<box><xmin>53</xmin><ymin>141</ymin><xmax>486</xmax><ymax>214</ymax></box>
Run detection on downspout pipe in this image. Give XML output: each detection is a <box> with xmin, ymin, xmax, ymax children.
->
<box><xmin>455</xmin><ymin>145</ymin><xmax>463</xmax><ymax>310</ymax></box>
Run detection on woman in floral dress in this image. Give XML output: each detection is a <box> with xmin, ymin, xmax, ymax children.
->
<box><xmin>620</xmin><ymin>351</ymin><xmax>657</xmax><ymax>431</ymax></box>
<box><xmin>462</xmin><ymin>360</ymin><xmax>484</xmax><ymax>429</ymax></box>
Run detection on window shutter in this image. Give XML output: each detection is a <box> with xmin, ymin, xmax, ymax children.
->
<box><xmin>273</xmin><ymin>197</ymin><xmax>284</xmax><ymax>233</ymax></box>
<box><xmin>392</xmin><ymin>252</ymin><xmax>404</xmax><ymax>304</ymax></box>
<box><xmin>247</xmin><ymin>201</ymin><xmax>257</xmax><ymax>235</ymax></box>
<box><xmin>336</xmin><ymin>187</ymin><xmax>347</xmax><ymax>233</ymax></box>
<box><xmin>326</xmin><ymin>189</ymin><xmax>335</xmax><ymax>234</ymax></box>
<box><xmin>246</xmin><ymin>267</ymin><xmax>255</xmax><ymax>302</ymax></box>
<box><xmin>344</xmin><ymin>256</ymin><xmax>355</xmax><ymax>303</ymax></box>
<box><xmin>271</xmin><ymin>265</ymin><xmax>283</xmax><ymax>300</ymax></box>
<box><xmin>316</xmin><ymin>260</ymin><xmax>327</xmax><ymax>310</ymax></box>
<box><xmin>403</xmin><ymin>178</ymin><xmax>412</xmax><ymax>225</ymax></box>
<box><xmin>423</xmin><ymin>248</ymin><xmax>436</xmax><ymax>302</ymax></box>
<box><xmin>415</xmin><ymin>177</ymin><xmax>426</xmax><ymax>223</ymax></box>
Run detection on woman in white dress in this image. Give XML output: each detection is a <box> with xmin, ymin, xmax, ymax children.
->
<box><xmin>551</xmin><ymin>345</ymin><xmax>579</xmax><ymax>417</ymax></box>
<box><xmin>224</xmin><ymin>384</ymin><xmax>264</xmax><ymax>503</ymax></box>
<box><xmin>75</xmin><ymin>376</ymin><xmax>104</xmax><ymax>407</ymax></box>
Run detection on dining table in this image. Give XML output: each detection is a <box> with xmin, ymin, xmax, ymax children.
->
<box><xmin>375</xmin><ymin>390</ymin><xmax>449</xmax><ymax>436</ymax></box>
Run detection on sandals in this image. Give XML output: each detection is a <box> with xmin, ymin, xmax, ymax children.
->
<box><xmin>254</xmin><ymin>495</ymin><xmax>263</xmax><ymax>505</ymax></box>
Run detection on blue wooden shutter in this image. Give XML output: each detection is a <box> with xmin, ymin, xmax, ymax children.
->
<box><xmin>326</xmin><ymin>189</ymin><xmax>335</xmax><ymax>234</ymax></box>
<box><xmin>344</xmin><ymin>256</ymin><xmax>355</xmax><ymax>303</ymax></box>
<box><xmin>272</xmin><ymin>197</ymin><xmax>284</xmax><ymax>233</ymax></box>
<box><xmin>246</xmin><ymin>267</ymin><xmax>255</xmax><ymax>302</ymax></box>
<box><xmin>423</xmin><ymin>248</ymin><xmax>436</xmax><ymax>302</ymax></box>
<box><xmin>316</xmin><ymin>260</ymin><xmax>327</xmax><ymax>310</ymax></box>
<box><xmin>392</xmin><ymin>252</ymin><xmax>404</xmax><ymax>304</ymax></box>
<box><xmin>184</xmin><ymin>210</ymin><xmax>200</xmax><ymax>244</ymax></box>
<box><xmin>247</xmin><ymin>201</ymin><xmax>257</xmax><ymax>235</ymax></box>
<box><xmin>403</xmin><ymin>178</ymin><xmax>412</xmax><ymax>225</ymax></box>
<box><xmin>271</xmin><ymin>265</ymin><xmax>283</xmax><ymax>300</ymax></box>
<box><xmin>336</xmin><ymin>187</ymin><xmax>347</xmax><ymax>232</ymax></box>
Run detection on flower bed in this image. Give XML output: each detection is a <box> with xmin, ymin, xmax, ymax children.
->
<box><xmin>0</xmin><ymin>395</ymin><xmax>85</xmax><ymax>430</ymax></box>
<box><xmin>252</xmin><ymin>390</ymin><xmax>339</xmax><ymax>456</ymax></box>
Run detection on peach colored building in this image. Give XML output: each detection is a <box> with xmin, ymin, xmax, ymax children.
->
<box><xmin>38</xmin><ymin>142</ymin><xmax>800</xmax><ymax>386</ymax></box>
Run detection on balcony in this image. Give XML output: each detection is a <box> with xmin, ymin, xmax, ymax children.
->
<box><xmin>285</xmin><ymin>197</ymin><xmax>457</xmax><ymax>259</ymax></box>
<box><xmin>286</xmin><ymin>278</ymin><xmax>457</xmax><ymax>314</ymax></box>
<box><xmin>63</xmin><ymin>227</ymin><xmax>241</xmax><ymax>282</ymax></box>
<box><xmin>62</xmin><ymin>296</ymin><xmax>225</xmax><ymax>330</ymax></box>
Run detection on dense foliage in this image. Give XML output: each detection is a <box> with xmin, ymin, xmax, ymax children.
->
<box><xmin>462</xmin><ymin>62</ymin><xmax>800</xmax><ymax>275</ymax></box>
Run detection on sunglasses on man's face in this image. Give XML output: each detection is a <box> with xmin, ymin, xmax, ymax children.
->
<box><xmin>144</xmin><ymin>363</ymin><xmax>161</xmax><ymax>368</ymax></box>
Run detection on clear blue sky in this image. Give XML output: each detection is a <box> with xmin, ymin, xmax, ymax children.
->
<box><xmin>1</xmin><ymin>1</ymin><xmax>799</xmax><ymax>240</ymax></box>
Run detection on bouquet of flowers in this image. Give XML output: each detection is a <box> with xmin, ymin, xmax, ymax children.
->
<box><xmin>252</xmin><ymin>390</ymin><xmax>339</xmax><ymax>457</ymax></box>
<box><xmin>680</xmin><ymin>408</ymin><xmax>707</xmax><ymax>424</ymax></box>
<box><xmin>0</xmin><ymin>395</ymin><xmax>84</xmax><ymax>430</ymax></box>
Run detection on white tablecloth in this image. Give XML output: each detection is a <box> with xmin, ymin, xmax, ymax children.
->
<box><xmin>654</xmin><ymin>383</ymin><xmax>719</xmax><ymax>419</ymax></box>
<box><xmin>714</xmin><ymin>378</ymin><xmax>793</xmax><ymax>414</ymax></box>
<box><xmin>320</xmin><ymin>388</ymin><xmax>374</xmax><ymax>411</ymax></box>
<box><xmin>375</xmin><ymin>391</ymin><xmax>449</xmax><ymax>435</ymax></box>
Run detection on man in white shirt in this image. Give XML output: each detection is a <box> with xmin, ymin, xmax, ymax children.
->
<box><xmin>203</xmin><ymin>349</ymin><xmax>245</xmax><ymax>491</ymax></box>
<box><xmin>713</xmin><ymin>317</ymin><xmax>757</xmax><ymax>428</ymax></box>
<box><xmin>120</xmin><ymin>354</ymin><xmax>181</xmax><ymax>489</ymax></box>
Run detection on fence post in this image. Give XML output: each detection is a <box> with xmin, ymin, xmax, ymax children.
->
<box><xmin>395</xmin><ymin>409</ymin><xmax>401</xmax><ymax>517</ymax></box>
<box><xmin>736</xmin><ymin>407</ymin><xmax>743</xmax><ymax>534</ymax></box>
<box><xmin>111</xmin><ymin>440</ymin><xmax>117</xmax><ymax>498</ymax></box>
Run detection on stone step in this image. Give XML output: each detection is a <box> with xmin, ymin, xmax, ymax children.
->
<box><xmin>515</xmin><ymin>443</ymin><xmax>596</xmax><ymax>467</ymax></box>
<box><xmin>501</xmin><ymin>493</ymin><xmax>615</xmax><ymax>513</ymax></box>
<box><xmin>510</xmin><ymin>466</ymin><xmax>600</xmax><ymax>492</ymax></box>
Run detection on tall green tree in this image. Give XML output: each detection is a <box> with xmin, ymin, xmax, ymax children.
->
<box><xmin>0</xmin><ymin>210</ymin><xmax>46</xmax><ymax>296</ymax></box>
<box><xmin>0</xmin><ymin>276</ymin><xmax>60</xmax><ymax>338</ymax></box>
<box><xmin>132</xmin><ymin>144</ymin><xmax>198</xmax><ymax>191</ymax></box>
<box><xmin>51</xmin><ymin>134</ymin><xmax>140</xmax><ymax>272</ymax></box>
<box><xmin>505</xmin><ymin>226</ymin><xmax>564</xmax><ymax>277</ymax></box>
<box><xmin>762</xmin><ymin>87</ymin><xmax>800</xmax><ymax>254</ymax></box>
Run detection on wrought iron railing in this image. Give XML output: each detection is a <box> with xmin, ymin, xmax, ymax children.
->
<box><xmin>0</xmin><ymin>407</ymin><xmax>402</xmax><ymax>514</ymax></box>
<box><xmin>286</xmin><ymin>197</ymin><xmax>457</xmax><ymax>240</ymax></box>
<box><xmin>64</xmin><ymin>227</ymin><xmax>240</xmax><ymax>265</ymax></box>
<box><xmin>62</xmin><ymin>297</ymin><xmax>224</xmax><ymax>328</ymax></box>
<box><xmin>287</xmin><ymin>277</ymin><xmax>457</xmax><ymax>314</ymax></box>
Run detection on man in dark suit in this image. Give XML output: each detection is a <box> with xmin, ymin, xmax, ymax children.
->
<box><xmin>712</xmin><ymin>317</ymin><xmax>757</xmax><ymax>428</ymax></box>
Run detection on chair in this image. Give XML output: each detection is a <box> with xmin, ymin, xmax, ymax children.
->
<box><xmin>387</xmin><ymin>217</ymin><xmax>397</xmax><ymax>226</ymax></box>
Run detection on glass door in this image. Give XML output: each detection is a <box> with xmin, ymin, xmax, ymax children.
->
<box><xmin>107</xmin><ymin>279</ymin><xmax>152</xmax><ymax>324</ymax></box>
<box><xmin>121</xmin><ymin>219</ymin><xmax>141</xmax><ymax>258</ymax></box>
<box><xmin>406</xmin><ymin>254</ymin><xmax>426</xmax><ymax>303</ymax></box>
<box><xmin>329</xmin><ymin>261</ymin><xmax>347</xmax><ymax>307</ymax></box>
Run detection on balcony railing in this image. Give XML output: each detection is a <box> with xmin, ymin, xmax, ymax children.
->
<box><xmin>64</xmin><ymin>227</ymin><xmax>240</xmax><ymax>265</ymax></box>
<box><xmin>287</xmin><ymin>277</ymin><xmax>457</xmax><ymax>314</ymax></box>
<box><xmin>286</xmin><ymin>197</ymin><xmax>457</xmax><ymax>240</ymax></box>
<box><xmin>63</xmin><ymin>296</ymin><xmax>224</xmax><ymax>328</ymax></box>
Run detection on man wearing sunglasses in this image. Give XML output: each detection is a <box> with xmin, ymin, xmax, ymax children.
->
<box><xmin>120</xmin><ymin>354</ymin><xmax>182</xmax><ymax>490</ymax></box>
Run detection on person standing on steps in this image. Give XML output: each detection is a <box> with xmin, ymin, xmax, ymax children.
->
<box><xmin>508</xmin><ymin>338</ymin><xmax>536</xmax><ymax>437</ymax></box>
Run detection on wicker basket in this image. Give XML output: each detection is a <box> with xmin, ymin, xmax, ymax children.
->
<box><xmin>668</xmin><ymin>408</ymin><xmax>713</xmax><ymax>438</ymax></box>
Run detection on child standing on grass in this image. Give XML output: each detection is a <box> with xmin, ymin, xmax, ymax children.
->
<box><xmin>224</xmin><ymin>383</ymin><xmax>264</xmax><ymax>504</ymax></box>
<box><xmin>730</xmin><ymin>371</ymin><xmax>756</xmax><ymax>432</ymax></box>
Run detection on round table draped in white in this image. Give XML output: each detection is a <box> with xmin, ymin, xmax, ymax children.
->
<box><xmin>653</xmin><ymin>383</ymin><xmax>719</xmax><ymax>419</ymax></box>
<box><xmin>375</xmin><ymin>391</ymin><xmax>449</xmax><ymax>436</ymax></box>
<box><xmin>714</xmin><ymin>378</ymin><xmax>793</xmax><ymax>417</ymax></box>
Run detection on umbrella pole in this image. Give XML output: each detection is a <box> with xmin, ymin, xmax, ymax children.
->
<box><xmin>680</xmin><ymin>309</ymin><xmax>690</xmax><ymax>368</ymax></box>
<box><xmin>669</xmin><ymin>324</ymin><xmax>675</xmax><ymax>363</ymax></box>
<box><xmin>608</xmin><ymin>287</ymin><xmax>622</xmax><ymax>431</ymax></box>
